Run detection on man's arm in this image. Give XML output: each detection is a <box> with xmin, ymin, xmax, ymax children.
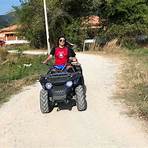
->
<box><xmin>43</xmin><ymin>48</ymin><xmax>55</xmax><ymax>64</ymax></box>
<box><xmin>68</xmin><ymin>48</ymin><xmax>76</xmax><ymax>57</ymax></box>
<box><xmin>43</xmin><ymin>54</ymin><xmax>53</xmax><ymax>64</ymax></box>
<box><xmin>68</xmin><ymin>48</ymin><xmax>78</xmax><ymax>62</ymax></box>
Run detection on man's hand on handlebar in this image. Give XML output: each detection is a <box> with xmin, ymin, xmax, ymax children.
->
<box><xmin>69</xmin><ymin>57</ymin><xmax>78</xmax><ymax>62</ymax></box>
<box><xmin>69</xmin><ymin>57</ymin><xmax>79</xmax><ymax>65</ymax></box>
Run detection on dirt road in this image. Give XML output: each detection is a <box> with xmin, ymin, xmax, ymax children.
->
<box><xmin>0</xmin><ymin>53</ymin><xmax>148</xmax><ymax>148</ymax></box>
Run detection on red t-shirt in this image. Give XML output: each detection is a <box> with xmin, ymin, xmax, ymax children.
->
<box><xmin>50</xmin><ymin>47</ymin><xmax>76</xmax><ymax>65</ymax></box>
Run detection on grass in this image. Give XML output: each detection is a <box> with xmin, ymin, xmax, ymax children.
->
<box><xmin>0</xmin><ymin>51</ymin><xmax>51</xmax><ymax>104</ymax></box>
<box><xmin>115</xmin><ymin>47</ymin><xmax>148</xmax><ymax>119</ymax></box>
<box><xmin>5</xmin><ymin>44</ymin><xmax>32</xmax><ymax>51</ymax></box>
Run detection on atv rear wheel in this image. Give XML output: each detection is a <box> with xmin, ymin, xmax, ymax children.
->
<box><xmin>75</xmin><ymin>85</ymin><xmax>87</xmax><ymax>111</ymax></box>
<box><xmin>40</xmin><ymin>89</ymin><xmax>54</xmax><ymax>113</ymax></box>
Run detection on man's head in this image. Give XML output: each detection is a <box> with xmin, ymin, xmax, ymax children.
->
<box><xmin>58</xmin><ymin>36</ymin><xmax>66</xmax><ymax>47</ymax></box>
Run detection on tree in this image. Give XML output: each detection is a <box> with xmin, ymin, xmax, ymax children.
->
<box><xmin>15</xmin><ymin>0</ymin><xmax>148</xmax><ymax>48</ymax></box>
<box><xmin>90</xmin><ymin>0</ymin><xmax>148</xmax><ymax>48</ymax></box>
<box><xmin>15</xmin><ymin>0</ymin><xmax>93</xmax><ymax>48</ymax></box>
<box><xmin>15</xmin><ymin>0</ymin><xmax>46</xmax><ymax>48</ymax></box>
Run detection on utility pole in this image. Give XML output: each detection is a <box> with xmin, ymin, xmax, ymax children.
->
<box><xmin>43</xmin><ymin>0</ymin><xmax>51</xmax><ymax>54</ymax></box>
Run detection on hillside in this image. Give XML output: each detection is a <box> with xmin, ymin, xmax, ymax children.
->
<box><xmin>0</xmin><ymin>12</ymin><xmax>17</xmax><ymax>29</ymax></box>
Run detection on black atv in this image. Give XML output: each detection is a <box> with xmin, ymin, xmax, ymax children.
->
<box><xmin>39</xmin><ymin>62</ymin><xmax>87</xmax><ymax>113</ymax></box>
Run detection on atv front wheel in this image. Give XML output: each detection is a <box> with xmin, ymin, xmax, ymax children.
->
<box><xmin>75</xmin><ymin>85</ymin><xmax>87</xmax><ymax>111</ymax></box>
<box><xmin>40</xmin><ymin>89</ymin><xmax>54</xmax><ymax>113</ymax></box>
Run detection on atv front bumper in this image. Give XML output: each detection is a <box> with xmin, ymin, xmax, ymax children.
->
<box><xmin>49</xmin><ymin>86</ymin><xmax>72</xmax><ymax>101</ymax></box>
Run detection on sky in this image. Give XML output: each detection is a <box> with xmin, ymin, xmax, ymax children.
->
<box><xmin>0</xmin><ymin>0</ymin><xmax>21</xmax><ymax>15</ymax></box>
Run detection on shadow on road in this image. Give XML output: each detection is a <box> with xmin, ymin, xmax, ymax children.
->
<box><xmin>55</xmin><ymin>99</ymin><xmax>76</xmax><ymax>111</ymax></box>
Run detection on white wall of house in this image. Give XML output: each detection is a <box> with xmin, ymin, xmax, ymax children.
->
<box><xmin>5</xmin><ymin>40</ymin><xmax>30</xmax><ymax>45</ymax></box>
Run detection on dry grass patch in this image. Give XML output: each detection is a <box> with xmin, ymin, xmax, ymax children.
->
<box><xmin>116</xmin><ymin>48</ymin><xmax>148</xmax><ymax>119</ymax></box>
<box><xmin>0</xmin><ymin>48</ymin><xmax>8</xmax><ymax>62</ymax></box>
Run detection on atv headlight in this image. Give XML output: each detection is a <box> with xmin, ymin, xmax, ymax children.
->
<box><xmin>45</xmin><ymin>82</ymin><xmax>52</xmax><ymax>89</ymax></box>
<box><xmin>66</xmin><ymin>81</ymin><xmax>73</xmax><ymax>87</ymax></box>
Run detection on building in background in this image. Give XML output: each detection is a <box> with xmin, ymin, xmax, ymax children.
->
<box><xmin>0</xmin><ymin>25</ymin><xmax>29</xmax><ymax>45</ymax></box>
<box><xmin>82</xmin><ymin>16</ymin><xmax>100</xmax><ymax>29</ymax></box>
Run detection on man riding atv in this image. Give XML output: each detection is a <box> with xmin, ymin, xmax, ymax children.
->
<box><xmin>40</xmin><ymin>36</ymin><xmax>87</xmax><ymax>113</ymax></box>
<box><xmin>43</xmin><ymin>36</ymin><xmax>78</xmax><ymax>71</ymax></box>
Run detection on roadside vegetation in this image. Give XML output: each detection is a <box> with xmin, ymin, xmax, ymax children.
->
<box><xmin>0</xmin><ymin>48</ymin><xmax>51</xmax><ymax>104</ymax></box>
<box><xmin>115</xmin><ymin>48</ymin><xmax>148</xmax><ymax>119</ymax></box>
<box><xmin>5</xmin><ymin>44</ymin><xmax>31</xmax><ymax>51</ymax></box>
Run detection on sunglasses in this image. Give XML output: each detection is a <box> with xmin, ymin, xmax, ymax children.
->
<box><xmin>59</xmin><ymin>39</ymin><xmax>65</xmax><ymax>42</ymax></box>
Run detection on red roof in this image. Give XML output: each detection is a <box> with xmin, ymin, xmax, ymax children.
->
<box><xmin>82</xmin><ymin>16</ymin><xmax>100</xmax><ymax>28</ymax></box>
<box><xmin>0</xmin><ymin>25</ymin><xmax>18</xmax><ymax>33</ymax></box>
<box><xmin>88</xmin><ymin>16</ymin><xmax>100</xmax><ymax>26</ymax></box>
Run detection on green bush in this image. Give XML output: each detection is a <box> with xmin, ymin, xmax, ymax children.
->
<box><xmin>0</xmin><ymin>55</ymin><xmax>49</xmax><ymax>81</ymax></box>
<box><xmin>121</xmin><ymin>38</ymin><xmax>138</xmax><ymax>50</ymax></box>
<box><xmin>0</xmin><ymin>54</ymin><xmax>51</xmax><ymax>101</ymax></box>
<box><xmin>6</xmin><ymin>44</ymin><xmax>31</xmax><ymax>51</ymax></box>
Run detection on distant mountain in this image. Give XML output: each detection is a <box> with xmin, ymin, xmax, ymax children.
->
<box><xmin>0</xmin><ymin>12</ymin><xmax>17</xmax><ymax>29</ymax></box>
